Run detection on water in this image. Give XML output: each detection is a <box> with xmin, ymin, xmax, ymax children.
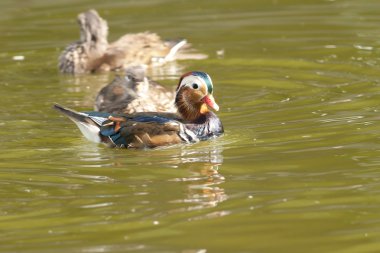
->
<box><xmin>1</xmin><ymin>0</ymin><xmax>380</xmax><ymax>252</ymax></box>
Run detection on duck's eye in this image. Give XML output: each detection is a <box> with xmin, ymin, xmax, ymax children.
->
<box><xmin>192</xmin><ymin>83</ymin><xmax>199</xmax><ymax>89</ymax></box>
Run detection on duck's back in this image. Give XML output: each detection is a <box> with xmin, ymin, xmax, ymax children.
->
<box><xmin>95</xmin><ymin>67</ymin><xmax>176</xmax><ymax>114</ymax></box>
<box><xmin>103</xmin><ymin>32</ymin><xmax>170</xmax><ymax>68</ymax></box>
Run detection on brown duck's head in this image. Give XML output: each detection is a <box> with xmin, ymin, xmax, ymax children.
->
<box><xmin>77</xmin><ymin>9</ymin><xmax>109</xmax><ymax>45</ymax></box>
<box><xmin>175</xmin><ymin>71</ymin><xmax>219</xmax><ymax>122</ymax></box>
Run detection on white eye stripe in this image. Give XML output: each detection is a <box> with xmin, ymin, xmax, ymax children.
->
<box><xmin>179</xmin><ymin>75</ymin><xmax>206</xmax><ymax>91</ymax></box>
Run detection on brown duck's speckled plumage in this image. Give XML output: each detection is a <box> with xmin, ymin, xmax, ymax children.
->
<box><xmin>58</xmin><ymin>10</ymin><xmax>109</xmax><ymax>74</ymax></box>
<box><xmin>59</xmin><ymin>9</ymin><xmax>207</xmax><ymax>74</ymax></box>
<box><xmin>95</xmin><ymin>66</ymin><xmax>176</xmax><ymax>114</ymax></box>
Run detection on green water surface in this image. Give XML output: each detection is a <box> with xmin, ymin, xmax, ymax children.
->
<box><xmin>1</xmin><ymin>0</ymin><xmax>380</xmax><ymax>252</ymax></box>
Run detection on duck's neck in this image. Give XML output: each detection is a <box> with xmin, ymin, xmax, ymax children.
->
<box><xmin>81</xmin><ymin>31</ymin><xmax>108</xmax><ymax>50</ymax></box>
<box><xmin>79</xmin><ymin>17</ymin><xmax>109</xmax><ymax>51</ymax></box>
<box><xmin>175</xmin><ymin>93</ymin><xmax>208</xmax><ymax>122</ymax></box>
<box><xmin>80</xmin><ymin>28</ymin><xmax>108</xmax><ymax>71</ymax></box>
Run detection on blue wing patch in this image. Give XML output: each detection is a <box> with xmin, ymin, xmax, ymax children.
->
<box><xmin>100</xmin><ymin>123</ymin><xmax>129</xmax><ymax>147</ymax></box>
<box><xmin>85</xmin><ymin>111</ymin><xmax>112</xmax><ymax>118</ymax></box>
<box><xmin>133</xmin><ymin>115</ymin><xmax>173</xmax><ymax>124</ymax></box>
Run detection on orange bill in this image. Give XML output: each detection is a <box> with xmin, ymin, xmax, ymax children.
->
<box><xmin>202</xmin><ymin>94</ymin><xmax>219</xmax><ymax>111</ymax></box>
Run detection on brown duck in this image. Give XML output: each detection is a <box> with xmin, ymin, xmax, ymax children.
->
<box><xmin>95</xmin><ymin>66</ymin><xmax>176</xmax><ymax>114</ymax></box>
<box><xmin>59</xmin><ymin>9</ymin><xmax>207</xmax><ymax>74</ymax></box>
<box><xmin>54</xmin><ymin>71</ymin><xmax>223</xmax><ymax>148</ymax></box>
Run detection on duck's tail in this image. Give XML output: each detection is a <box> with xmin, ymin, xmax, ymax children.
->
<box><xmin>163</xmin><ymin>39</ymin><xmax>208</xmax><ymax>62</ymax></box>
<box><xmin>53</xmin><ymin>104</ymin><xmax>108</xmax><ymax>143</ymax></box>
<box><xmin>164</xmin><ymin>39</ymin><xmax>188</xmax><ymax>61</ymax></box>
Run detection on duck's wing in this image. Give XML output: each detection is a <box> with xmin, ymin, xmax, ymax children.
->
<box><xmin>55</xmin><ymin>104</ymin><xmax>197</xmax><ymax>148</ymax></box>
<box><xmin>100</xmin><ymin>114</ymin><xmax>198</xmax><ymax>148</ymax></box>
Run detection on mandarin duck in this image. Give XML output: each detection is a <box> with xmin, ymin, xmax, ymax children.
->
<box><xmin>95</xmin><ymin>65</ymin><xmax>176</xmax><ymax>114</ymax></box>
<box><xmin>54</xmin><ymin>71</ymin><xmax>223</xmax><ymax>148</ymax></box>
<box><xmin>59</xmin><ymin>9</ymin><xmax>207</xmax><ymax>74</ymax></box>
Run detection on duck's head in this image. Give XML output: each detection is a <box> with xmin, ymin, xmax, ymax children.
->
<box><xmin>77</xmin><ymin>9</ymin><xmax>108</xmax><ymax>45</ymax></box>
<box><xmin>175</xmin><ymin>71</ymin><xmax>219</xmax><ymax>122</ymax></box>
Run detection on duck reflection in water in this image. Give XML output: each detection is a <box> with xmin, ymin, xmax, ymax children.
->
<box><xmin>69</xmin><ymin>139</ymin><xmax>227</xmax><ymax>217</ymax></box>
<box><xmin>167</xmin><ymin>144</ymin><xmax>228</xmax><ymax>212</ymax></box>
<box><xmin>171</xmin><ymin>162</ymin><xmax>227</xmax><ymax>209</ymax></box>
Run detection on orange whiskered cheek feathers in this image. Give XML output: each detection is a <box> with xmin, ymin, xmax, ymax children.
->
<box><xmin>181</xmin><ymin>88</ymin><xmax>204</xmax><ymax>104</ymax></box>
<box><xmin>200</xmin><ymin>103</ymin><xmax>209</xmax><ymax>114</ymax></box>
